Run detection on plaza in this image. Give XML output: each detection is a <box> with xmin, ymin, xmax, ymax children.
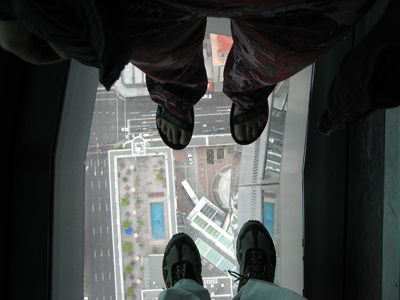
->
<box><xmin>108</xmin><ymin>138</ymin><xmax>238</xmax><ymax>300</ymax></box>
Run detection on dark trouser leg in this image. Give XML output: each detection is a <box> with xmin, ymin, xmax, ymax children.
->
<box><xmin>120</xmin><ymin>2</ymin><xmax>208</xmax><ymax>116</ymax></box>
<box><xmin>223</xmin><ymin>17</ymin><xmax>339</xmax><ymax>110</ymax></box>
<box><xmin>318</xmin><ymin>0</ymin><xmax>400</xmax><ymax>135</ymax></box>
<box><xmin>223</xmin><ymin>1</ymin><xmax>376</xmax><ymax>111</ymax></box>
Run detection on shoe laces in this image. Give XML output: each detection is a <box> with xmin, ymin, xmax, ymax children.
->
<box><xmin>172</xmin><ymin>261</ymin><xmax>192</xmax><ymax>286</ymax></box>
<box><xmin>228</xmin><ymin>249</ymin><xmax>274</xmax><ymax>288</ymax></box>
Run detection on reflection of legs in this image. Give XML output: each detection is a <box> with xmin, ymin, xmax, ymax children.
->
<box><xmin>224</xmin><ymin>17</ymin><xmax>334</xmax><ymax>144</ymax></box>
<box><xmin>223</xmin><ymin>19</ymin><xmax>276</xmax><ymax>144</ymax></box>
<box><xmin>148</xmin><ymin>38</ymin><xmax>206</xmax><ymax>148</ymax></box>
<box><xmin>120</xmin><ymin>2</ymin><xmax>207</xmax><ymax>148</ymax></box>
<box><xmin>318</xmin><ymin>0</ymin><xmax>400</xmax><ymax>135</ymax></box>
<box><xmin>224</xmin><ymin>1</ymin><xmax>374</xmax><ymax>144</ymax></box>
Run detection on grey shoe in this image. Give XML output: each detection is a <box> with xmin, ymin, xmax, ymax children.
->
<box><xmin>162</xmin><ymin>233</ymin><xmax>203</xmax><ymax>289</ymax></box>
<box><xmin>229</xmin><ymin>220</ymin><xmax>276</xmax><ymax>291</ymax></box>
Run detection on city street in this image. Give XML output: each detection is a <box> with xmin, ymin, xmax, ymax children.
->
<box><xmin>84</xmin><ymin>151</ymin><xmax>116</xmax><ymax>300</ymax></box>
<box><xmin>125</xmin><ymin>92</ymin><xmax>233</xmax><ymax>137</ymax></box>
<box><xmin>89</xmin><ymin>86</ymin><xmax>128</xmax><ymax>147</ymax></box>
<box><xmin>84</xmin><ymin>85</ymin><xmax>235</xmax><ymax>300</ymax></box>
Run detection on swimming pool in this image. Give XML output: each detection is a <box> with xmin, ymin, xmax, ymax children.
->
<box><xmin>263</xmin><ymin>202</ymin><xmax>275</xmax><ymax>239</ymax></box>
<box><xmin>150</xmin><ymin>202</ymin><xmax>166</xmax><ymax>239</ymax></box>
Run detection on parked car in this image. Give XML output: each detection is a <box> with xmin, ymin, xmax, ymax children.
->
<box><xmin>201</xmin><ymin>129</ymin><xmax>212</xmax><ymax>134</ymax></box>
<box><xmin>213</xmin><ymin>126</ymin><xmax>225</xmax><ymax>133</ymax></box>
<box><xmin>187</xmin><ymin>154</ymin><xmax>193</xmax><ymax>165</ymax></box>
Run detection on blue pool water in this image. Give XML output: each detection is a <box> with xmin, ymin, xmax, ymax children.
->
<box><xmin>263</xmin><ymin>202</ymin><xmax>275</xmax><ymax>239</ymax></box>
<box><xmin>150</xmin><ymin>202</ymin><xmax>166</xmax><ymax>239</ymax></box>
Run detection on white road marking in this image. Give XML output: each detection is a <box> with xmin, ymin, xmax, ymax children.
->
<box><xmin>96</xmin><ymin>97</ymin><xmax>119</xmax><ymax>101</ymax></box>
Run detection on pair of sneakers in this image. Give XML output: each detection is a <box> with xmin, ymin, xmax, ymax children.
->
<box><xmin>162</xmin><ymin>220</ymin><xmax>276</xmax><ymax>291</ymax></box>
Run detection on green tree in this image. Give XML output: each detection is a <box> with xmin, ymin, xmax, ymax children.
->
<box><xmin>121</xmin><ymin>198</ymin><xmax>129</xmax><ymax>206</ymax></box>
<box><xmin>156</xmin><ymin>172</ymin><xmax>163</xmax><ymax>180</ymax></box>
<box><xmin>136</xmin><ymin>198</ymin><xmax>143</xmax><ymax>203</ymax></box>
<box><xmin>126</xmin><ymin>287</ymin><xmax>134</xmax><ymax>297</ymax></box>
<box><xmin>124</xmin><ymin>264</ymin><xmax>133</xmax><ymax>275</ymax></box>
<box><xmin>122</xmin><ymin>219</ymin><xmax>131</xmax><ymax>229</ymax></box>
<box><xmin>123</xmin><ymin>242</ymin><xmax>132</xmax><ymax>252</ymax></box>
<box><xmin>206</xmin><ymin>149</ymin><xmax>214</xmax><ymax>164</ymax></box>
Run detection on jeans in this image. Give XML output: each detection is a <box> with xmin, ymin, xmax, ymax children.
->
<box><xmin>158</xmin><ymin>278</ymin><xmax>307</xmax><ymax>300</ymax></box>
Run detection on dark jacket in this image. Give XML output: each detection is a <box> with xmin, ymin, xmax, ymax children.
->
<box><xmin>0</xmin><ymin>0</ymin><xmax>133</xmax><ymax>90</ymax></box>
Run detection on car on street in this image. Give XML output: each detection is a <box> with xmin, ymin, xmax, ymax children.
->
<box><xmin>187</xmin><ymin>154</ymin><xmax>193</xmax><ymax>164</ymax></box>
<box><xmin>213</xmin><ymin>126</ymin><xmax>225</xmax><ymax>133</ymax></box>
<box><xmin>201</xmin><ymin>129</ymin><xmax>212</xmax><ymax>134</ymax></box>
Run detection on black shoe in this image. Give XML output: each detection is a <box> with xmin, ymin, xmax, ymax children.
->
<box><xmin>162</xmin><ymin>233</ymin><xmax>203</xmax><ymax>289</ymax></box>
<box><xmin>229</xmin><ymin>220</ymin><xmax>276</xmax><ymax>291</ymax></box>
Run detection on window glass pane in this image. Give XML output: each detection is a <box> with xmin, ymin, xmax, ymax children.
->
<box><xmin>200</xmin><ymin>204</ymin><xmax>217</xmax><ymax>220</ymax></box>
<box><xmin>195</xmin><ymin>238</ymin><xmax>211</xmax><ymax>255</ymax></box>
<box><xmin>211</xmin><ymin>211</ymin><xmax>225</xmax><ymax>227</ymax></box>
<box><xmin>217</xmin><ymin>234</ymin><xmax>232</xmax><ymax>249</ymax></box>
<box><xmin>193</xmin><ymin>215</ymin><xmax>208</xmax><ymax>229</ymax></box>
<box><xmin>205</xmin><ymin>224</ymin><xmax>221</xmax><ymax>239</ymax></box>
<box><xmin>84</xmin><ymin>30</ymin><xmax>307</xmax><ymax>300</ymax></box>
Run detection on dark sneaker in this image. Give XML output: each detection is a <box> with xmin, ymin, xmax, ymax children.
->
<box><xmin>162</xmin><ymin>233</ymin><xmax>203</xmax><ymax>289</ymax></box>
<box><xmin>229</xmin><ymin>220</ymin><xmax>276</xmax><ymax>291</ymax></box>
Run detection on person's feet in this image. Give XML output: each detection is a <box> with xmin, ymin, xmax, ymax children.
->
<box><xmin>230</xmin><ymin>103</ymin><xmax>269</xmax><ymax>145</ymax></box>
<box><xmin>233</xmin><ymin>106</ymin><xmax>268</xmax><ymax>142</ymax></box>
<box><xmin>162</xmin><ymin>233</ymin><xmax>203</xmax><ymax>288</ymax></box>
<box><xmin>229</xmin><ymin>220</ymin><xmax>276</xmax><ymax>291</ymax></box>
<box><xmin>156</xmin><ymin>108</ymin><xmax>193</xmax><ymax>147</ymax></box>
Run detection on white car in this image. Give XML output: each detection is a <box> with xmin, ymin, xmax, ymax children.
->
<box><xmin>187</xmin><ymin>154</ymin><xmax>193</xmax><ymax>165</ymax></box>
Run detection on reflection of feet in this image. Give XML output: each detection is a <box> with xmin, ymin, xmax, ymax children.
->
<box><xmin>162</xmin><ymin>233</ymin><xmax>203</xmax><ymax>288</ymax></box>
<box><xmin>156</xmin><ymin>106</ymin><xmax>194</xmax><ymax>150</ymax></box>
<box><xmin>230</xmin><ymin>103</ymin><xmax>269</xmax><ymax>145</ymax></box>
<box><xmin>229</xmin><ymin>220</ymin><xmax>276</xmax><ymax>291</ymax></box>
